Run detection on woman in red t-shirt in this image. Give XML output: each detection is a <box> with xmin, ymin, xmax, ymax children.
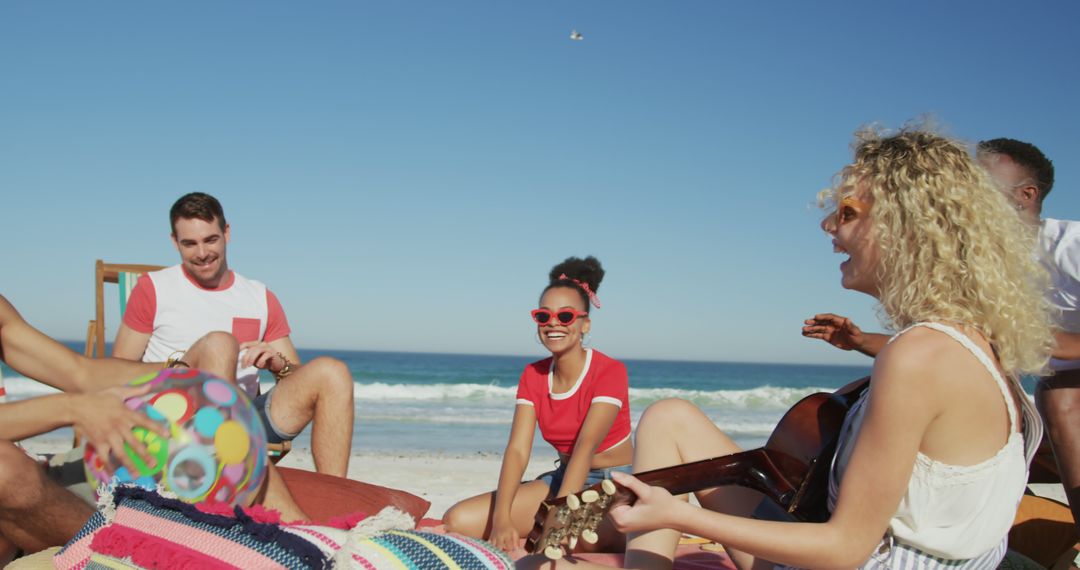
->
<box><xmin>443</xmin><ymin>256</ymin><xmax>633</xmax><ymax>553</ymax></box>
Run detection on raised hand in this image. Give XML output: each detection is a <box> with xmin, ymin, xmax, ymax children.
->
<box><xmin>73</xmin><ymin>383</ymin><xmax>169</xmax><ymax>475</ymax></box>
<box><xmin>803</xmin><ymin>313</ymin><xmax>889</xmax><ymax>358</ymax></box>
<box><xmin>802</xmin><ymin>313</ymin><xmax>865</xmax><ymax>350</ymax></box>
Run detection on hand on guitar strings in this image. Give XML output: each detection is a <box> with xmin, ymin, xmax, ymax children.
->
<box><xmin>607</xmin><ymin>471</ymin><xmax>683</xmax><ymax>535</ymax></box>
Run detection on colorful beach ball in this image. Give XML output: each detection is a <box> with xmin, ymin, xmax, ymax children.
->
<box><xmin>84</xmin><ymin>368</ymin><xmax>268</xmax><ymax>505</ymax></box>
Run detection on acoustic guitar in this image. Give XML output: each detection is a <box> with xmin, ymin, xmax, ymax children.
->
<box><xmin>525</xmin><ymin>377</ymin><xmax>870</xmax><ymax>560</ymax></box>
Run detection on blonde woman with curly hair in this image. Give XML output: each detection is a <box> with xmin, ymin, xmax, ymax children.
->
<box><xmin>519</xmin><ymin>127</ymin><xmax>1053</xmax><ymax>570</ymax></box>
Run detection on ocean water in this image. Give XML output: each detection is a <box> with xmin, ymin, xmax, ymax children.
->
<box><xmin>341</xmin><ymin>350</ymin><xmax>876</xmax><ymax>459</ymax></box>
<box><xmin>2</xmin><ymin>344</ymin><xmax>878</xmax><ymax>459</ymax></box>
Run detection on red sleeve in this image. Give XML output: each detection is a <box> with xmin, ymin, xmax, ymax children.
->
<box><xmin>121</xmin><ymin>274</ymin><xmax>157</xmax><ymax>334</ymax></box>
<box><xmin>515</xmin><ymin>366</ymin><xmax>536</xmax><ymax>405</ymax></box>
<box><xmin>516</xmin><ymin>361</ymin><xmax>551</xmax><ymax>405</ymax></box>
<box><xmin>263</xmin><ymin>289</ymin><xmax>292</xmax><ymax>342</ymax></box>
<box><xmin>591</xmin><ymin>355</ymin><xmax>629</xmax><ymax>406</ymax></box>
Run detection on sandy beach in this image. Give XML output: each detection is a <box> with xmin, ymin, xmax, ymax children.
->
<box><xmin>23</xmin><ymin>435</ymin><xmax>1068</xmax><ymax>523</ymax></box>
<box><xmin>275</xmin><ymin>446</ymin><xmax>556</xmax><ymax>520</ymax></box>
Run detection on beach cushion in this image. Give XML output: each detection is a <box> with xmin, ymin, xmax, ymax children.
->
<box><xmin>1009</xmin><ymin>494</ymin><xmax>1079</xmax><ymax>567</ymax></box>
<box><xmin>279</xmin><ymin>466</ymin><xmax>431</xmax><ymax>525</ymax></box>
<box><xmin>419</xmin><ymin>522</ymin><xmax>737</xmax><ymax>570</ymax></box>
<box><xmin>55</xmin><ymin>485</ymin><xmax>510</xmax><ymax>570</ymax></box>
<box><xmin>56</xmin><ymin>486</ymin><xmax>333</xmax><ymax>569</ymax></box>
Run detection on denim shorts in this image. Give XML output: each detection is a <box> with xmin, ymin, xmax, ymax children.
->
<box><xmin>252</xmin><ymin>386</ymin><xmax>299</xmax><ymax>445</ymax></box>
<box><xmin>536</xmin><ymin>460</ymin><xmax>632</xmax><ymax>494</ymax></box>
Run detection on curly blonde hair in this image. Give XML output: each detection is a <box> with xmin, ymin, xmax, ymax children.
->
<box><xmin>823</xmin><ymin>125</ymin><xmax>1053</xmax><ymax>376</ymax></box>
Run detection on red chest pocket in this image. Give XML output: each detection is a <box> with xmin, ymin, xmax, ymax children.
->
<box><xmin>231</xmin><ymin>318</ymin><xmax>262</xmax><ymax>344</ymax></box>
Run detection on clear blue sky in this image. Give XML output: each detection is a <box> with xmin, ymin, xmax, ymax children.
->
<box><xmin>2</xmin><ymin>1</ymin><xmax>1078</xmax><ymax>365</ymax></box>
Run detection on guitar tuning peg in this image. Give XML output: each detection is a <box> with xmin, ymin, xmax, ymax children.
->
<box><xmin>601</xmin><ymin>479</ymin><xmax>616</xmax><ymax>495</ymax></box>
<box><xmin>569</xmin><ymin>535</ymin><xmax>578</xmax><ymax>550</ymax></box>
<box><xmin>582</xmin><ymin>529</ymin><xmax>599</xmax><ymax>544</ymax></box>
<box><xmin>567</xmin><ymin>493</ymin><xmax>582</xmax><ymax>510</ymax></box>
<box><xmin>544</xmin><ymin>546</ymin><xmax>564</xmax><ymax>560</ymax></box>
<box><xmin>582</xmin><ymin>489</ymin><xmax>599</xmax><ymax>503</ymax></box>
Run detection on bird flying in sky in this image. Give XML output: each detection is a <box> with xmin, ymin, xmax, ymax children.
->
<box><xmin>570</xmin><ymin>30</ymin><xmax>583</xmax><ymax>41</ymax></box>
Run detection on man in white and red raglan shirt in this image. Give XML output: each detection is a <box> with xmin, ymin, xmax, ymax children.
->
<box><xmin>112</xmin><ymin>192</ymin><xmax>355</xmax><ymax>477</ymax></box>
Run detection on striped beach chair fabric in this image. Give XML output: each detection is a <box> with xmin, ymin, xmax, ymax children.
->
<box><xmin>85</xmin><ymin>261</ymin><xmax>165</xmax><ymax>359</ymax></box>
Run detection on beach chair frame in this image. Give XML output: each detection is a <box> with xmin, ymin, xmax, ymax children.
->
<box><xmin>85</xmin><ymin>260</ymin><xmax>166</xmax><ymax>359</ymax></box>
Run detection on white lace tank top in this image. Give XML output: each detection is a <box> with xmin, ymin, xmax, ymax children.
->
<box><xmin>828</xmin><ymin>323</ymin><xmax>1042</xmax><ymax>566</ymax></box>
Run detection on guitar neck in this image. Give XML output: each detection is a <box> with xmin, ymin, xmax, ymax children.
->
<box><xmin>630</xmin><ymin>448</ymin><xmax>799</xmax><ymax>503</ymax></box>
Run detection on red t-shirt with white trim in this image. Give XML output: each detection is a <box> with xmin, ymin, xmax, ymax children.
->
<box><xmin>515</xmin><ymin>349</ymin><xmax>631</xmax><ymax>455</ymax></box>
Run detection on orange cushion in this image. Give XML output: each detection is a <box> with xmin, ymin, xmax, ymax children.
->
<box><xmin>1009</xmin><ymin>494</ymin><xmax>1078</xmax><ymax>568</ymax></box>
<box><xmin>277</xmin><ymin>467</ymin><xmax>431</xmax><ymax>525</ymax></box>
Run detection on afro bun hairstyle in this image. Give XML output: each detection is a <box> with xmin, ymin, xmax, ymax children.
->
<box><xmin>543</xmin><ymin>256</ymin><xmax>605</xmax><ymax>312</ymax></box>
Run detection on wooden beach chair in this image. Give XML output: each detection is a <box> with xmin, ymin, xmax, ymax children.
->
<box><xmin>82</xmin><ymin>259</ymin><xmax>290</xmax><ymax>461</ymax></box>
<box><xmin>84</xmin><ymin>260</ymin><xmax>164</xmax><ymax>358</ymax></box>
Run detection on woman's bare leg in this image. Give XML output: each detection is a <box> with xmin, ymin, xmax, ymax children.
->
<box><xmin>626</xmin><ymin>398</ymin><xmax>765</xmax><ymax>570</ymax></box>
<box><xmin>518</xmin><ymin>398</ymin><xmax>765</xmax><ymax>570</ymax></box>
<box><xmin>444</xmin><ymin>480</ymin><xmax>551</xmax><ymax>541</ymax></box>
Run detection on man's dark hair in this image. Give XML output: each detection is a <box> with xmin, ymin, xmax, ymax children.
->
<box><xmin>170</xmin><ymin>192</ymin><xmax>227</xmax><ymax>234</ymax></box>
<box><xmin>977</xmin><ymin>138</ymin><xmax>1055</xmax><ymax>203</ymax></box>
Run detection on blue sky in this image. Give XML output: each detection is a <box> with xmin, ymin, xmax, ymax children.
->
<box><xmin>2</xmin><ymin>1</ymin><xmax>1078</xmax><ymax>364</ymax></box>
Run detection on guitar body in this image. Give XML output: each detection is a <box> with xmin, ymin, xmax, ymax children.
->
<box><xmin>526</xmin><ymin>377</ymin><xmax>870</xmax><ymax>557</ymax></box>
<box><xmin>765</xmin><ymin>377</ymin><xmax>868</xmax><ymax>521</ymax></box>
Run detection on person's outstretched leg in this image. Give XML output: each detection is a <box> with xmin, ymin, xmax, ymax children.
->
<box><xmin>177</xmin><ymin>334</ymin><xmax>313</xmax><ymax>521</ymax></box>
<box><xmin>443</xmin><ymin>480</ymin><xmax>552</xmax><ymax>541</ymax></box>
<box><xmin>518</xmin><ymin>398</ymin><xmax>765</xmax><ymax>570</ymax></box>
<box><xmin>625</xmin><ymin>398</ymin><xmax>764</xmax><ymax>570</ymax></box>
<box><xmin>1036</xmin><ymin>369</ymin><xmax>1080</xmax><ymax>532</ymax></box>
<box><xmin>264</xmin><ymin>356</ymin><xmax>355</xmax><ymax>477</ymax></box>
<box><xmin>254</xmin><ymin>463</ymin><xmax>310</xmax><ymax>523</ymax></box>
<box><xmin>0</xmin><ymin>442</ymin><xmax>94</xmax><ymax>554</ymax></box>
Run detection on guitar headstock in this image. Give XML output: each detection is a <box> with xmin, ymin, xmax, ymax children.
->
<box><xmin>525</xmin><ymin>479</ymin><xmax>628</xmax><ymax>560</ymax></box>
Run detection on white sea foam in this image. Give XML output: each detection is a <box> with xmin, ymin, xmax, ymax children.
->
<box><xmin>349</xmin><ymin>382</ymin><xmax>830</xmax><ymax>411</ymax></box>
<box><xmin>6</xmin><ymin>374</ymin><xmax>831</xmax><ymax>413</ymax></box>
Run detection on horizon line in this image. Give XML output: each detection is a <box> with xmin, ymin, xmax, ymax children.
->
<box><xmin>55</xmin><ymin>339</ymin><xmax>872</xmax><ymax>370</ymax></box>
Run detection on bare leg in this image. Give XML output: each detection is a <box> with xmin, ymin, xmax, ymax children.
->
<box><xmin>181</xmin><ymin>331</ymin><xmax>240</xmax><ymax>381</ymax></box>
<box><xmin>1036</xmin><ymin>370</ymin><xmax>1080</xmax><ymax>532</ymax></box>
<box><xmin>0</xmin><ymin>531</ymin><xmax>17</xmax><ymax>566</ymax></box>
<box><xmin>628</xmin><ymin>399</ymin><xmax>765</xmax><ymax>570</ymax></box>
<box><xmin>0</xmin><ymin>442</ymin><xmax>94</xmax><ymax>553</ymax></box>
<box><xmin>253</xmin><ymin>463</ymin><xmax>310</xmax><ymax>523</ymax></box>
<box><xmin>265</xmin><ymin>357</ymin><xmax>354</xmax><ymax>477</ymax></box>
<box><xmin>444</xmin><ymin>480</ymin><xmax>552</xmax><ymax>541</ymax></box>
<box><xmin>519</xmin><ymin>398</ymin><xmax>764</xmax><ymax>570</ymax></box>
<box><xmin>183</xmin><ymin>334</ymin><xmax>311</xmax><ymax>521</ymax></box>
